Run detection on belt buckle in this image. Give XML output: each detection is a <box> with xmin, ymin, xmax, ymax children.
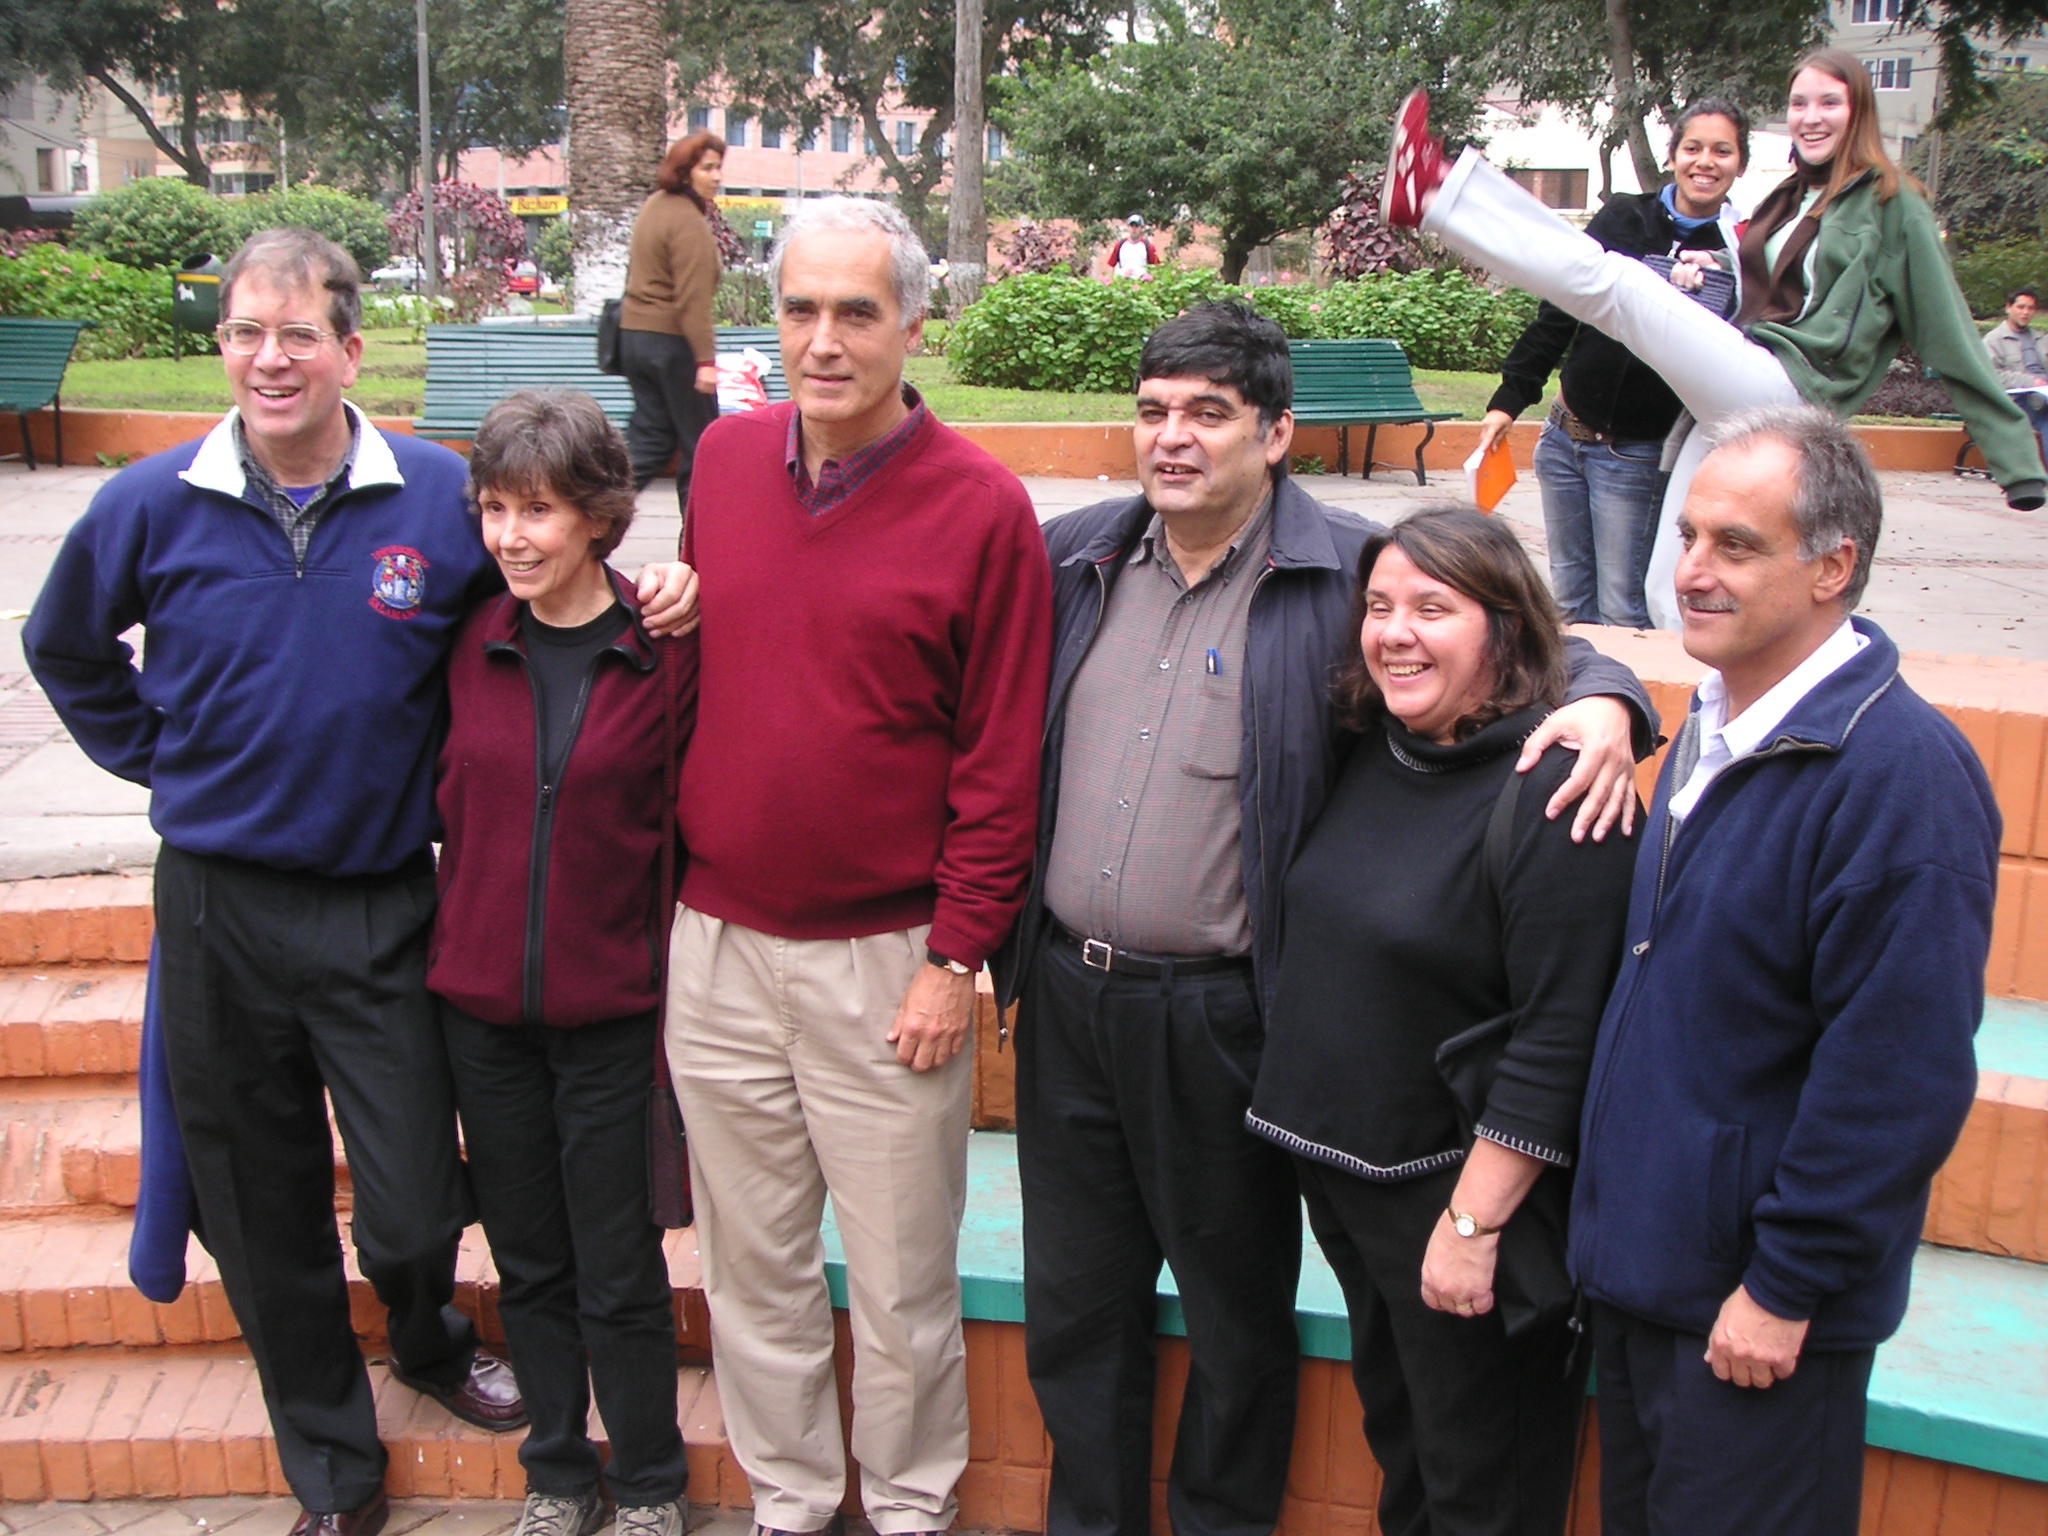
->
<box><xmin>1081</xmin><ymin>937</ymin><xmax>1115</xmax><ymax>971</ymax></box>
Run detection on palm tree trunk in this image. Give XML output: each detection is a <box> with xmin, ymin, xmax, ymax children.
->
<box><xmin>565</xmin><ymin>0</ymin><xmax>668</xmax><ymax>317</ymax></box>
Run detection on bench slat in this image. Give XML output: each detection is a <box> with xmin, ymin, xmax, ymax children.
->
<box><xmin>0</xmin><ymin>317</ymin><xmax>93</xmax><ymax>414</ymax></box>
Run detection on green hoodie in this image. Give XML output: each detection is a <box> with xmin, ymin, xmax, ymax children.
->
<box><xmin>1746</xmin><ymin>172</ymin><xmax>2045</xmax><ymax>497</ymax></box>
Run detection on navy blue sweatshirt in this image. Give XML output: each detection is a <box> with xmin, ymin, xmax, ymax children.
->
<box><xmin>24</xmin><ymin>409</ymin><xmax>499</xmax><ymax>877</ymax></box>
<box><xmin>1569</xmin><ymin>619</ymin><xmax>1999</xmax><ymax>1349</ymax></box>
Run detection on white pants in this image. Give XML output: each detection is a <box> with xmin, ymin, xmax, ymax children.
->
<box><xmin>665</xmin><ymin>907</ymin><xmax>973</xmax><ymax>1534</ymax></box>
<box><xmin>1424</xmin><ymin>149</ymin><xmax>1805</xmax><ymax>628</ymax></box>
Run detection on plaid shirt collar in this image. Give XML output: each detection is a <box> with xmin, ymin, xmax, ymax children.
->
<box><xmin>236</xmin><ymin>410</ymin><xmax>362</xmax><ymax>568</ymax></box>
<box><xmin>784</xmin><ymin>385</ymin><xmax>929</xmax><ymax>515</ymax></box>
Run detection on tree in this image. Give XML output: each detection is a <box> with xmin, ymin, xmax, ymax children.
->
<box><xmin>0</xmin><ymin>0</ymin><xmax>240</xmax><ymax>185</ymax></box>
<box><xmin>1456</xmin><ymin>0</ymin><xmax>1829</xmax><ymax>194</ymax></box>
<box><xmin>947</xmin><ymin>0</ymin><xmax>989</xmax><ymax>308</ymax></box>
<box><xmin>671</xmin><ymin>0</ymin><xmax>1114</xmax><ymax>250</ymax></box>
<box><xmin>562</xmin><ymin>0</ymin><xmax>666</xmax><ymax>315</ymax></box>
<box><xmin>222</xmin><ymin>0</ymin><xmax>566</xmax><ymax>196</ymax></box>
<box><xmin>1897</xmin><ymin>0</ymin><xmax>2048</xmax><ymax>126</ymax></box>
<box><xmin>998</xmin><ymin>0</ymin><xmax>1477</xmax><ymax>282</ymax></box>
<box><xmin>1903</xmin><ymin>71</ymin><xmax>2048</xmax><ymax>244</ymax></box>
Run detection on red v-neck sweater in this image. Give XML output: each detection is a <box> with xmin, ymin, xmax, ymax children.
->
<box><xmin>678</xmin><ymin>402</ymin><xmax>1053</xmax><ymax>968</ymax></box>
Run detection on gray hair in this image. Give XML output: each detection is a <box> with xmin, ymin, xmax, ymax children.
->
<box><xmin>1705</xmin><ymin>404</ymin><xmax>1882</xmax><ymax>609</ymax></box>
<box><xmin>221</xmin><ymin>227</ymin><xmax>364</xmax><ymax>339</ymax></box>
<box><xmin>767</xmin><ymin>196</ymin><xmax>930</xmax><ymax>327</ymax></box>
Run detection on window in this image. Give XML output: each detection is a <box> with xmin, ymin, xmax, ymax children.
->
<box><xmin>687</xmin><ymin>105</ymin><xmax>709</xmax><ymax>133</ymax></box>
<box><xmin>1868</xmin><ymin>57</ymin><xmax>1913</xmax><ymax>89</ymax></box>
<box><xmin>1504</xmin><ymin>167</ymin><xmax>1587</xmax><ymax>210</ymax></box>
<box><xmin>761</xmin><ymin>115</ymin><xmax>783</xmax><ymax>150</ymax></box>
<box><xmin>1850</xmin><ymin>0</ymin><xmax>1900</xmax><ymax>21</ymax></box>
<box><xmin>2001</xmin><ymin>54</ymin><xmax>2031</xmax><ymax>70</ymax></box>
<box><xmin>986</xmin><ymin>125</ymin><xmax>1004</xmax><ymax>162</ymax></box>
<box><xmin>831</xmin><ymin>116</ymin><xmax>851</xmax><ymax>153</ymax></box>
<box><xmin>70</xmin><ymin>161</ymin><xmax>88</xmax><ymax>192</ymax></box>
<box><xmin>895</xmin><ymin>120</ymin><xmax>915</xmax><ymax>157</ymax></box>
<box><xmin>726</xmin><ymin>111</ymin><xmax>749</xmax><ymax>147</ymax></box>
<box><xmin>210</xmin><ymin>171</ymin><xmax>277</xmax><ymax>195</ymax></box>
<box><xmin>35</xmin><ymin>147</ymin><xmax>53</xmax><ymax>192</ymax></box>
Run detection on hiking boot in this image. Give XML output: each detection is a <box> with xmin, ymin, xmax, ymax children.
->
<box><xmin>514</xmin><ymin>1490</ymin><xmax>610</xmax><ymax>1536</ymax></box>
<box><xmin>1381</xmin><ymin>88</ymin><xmax>1449</xmax><ymax>228</ymax></box>
<box><xmin>617</xmin><ymin>1503</ymin><xmax>687</xmax><ymax>1536</ymax></box>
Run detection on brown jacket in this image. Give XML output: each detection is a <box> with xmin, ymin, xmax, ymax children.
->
<box><xmin>621</xmin><ymin>191</ymin><xmax>720</xmax><ymax>364</ymax></box>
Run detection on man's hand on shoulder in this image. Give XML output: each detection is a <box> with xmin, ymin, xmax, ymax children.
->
<box><xmin>1517</xmin><ymin>696</ymin><xmax>1638</xmax><ymax>842</ymax></box>
<box><xmin>1705</xmin><ymin>1285</ymin><xmax>1809</xmax><ymax>1388</ymax></box>
<box><xmin>888</xmin><ymin>962</ymin><xmax>976</xmax><ymax>1072</ymax></box>
<box><xmin>637</xmin><ymin>562</ymin><xmax>700</xmax><ymax>637</ymax></box>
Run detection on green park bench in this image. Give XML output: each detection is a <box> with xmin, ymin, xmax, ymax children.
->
<box><xmin>416</xmin><ymin>319</ymin><xmax>787</xmax><ymax>440</ymax></box>
<box><xmin>0</xmin><ymin>316</ymin><xmax>94</xmax><ymax>470</ymax></box>
<box><xmin>1287</xmin><ymin>337</ymin><xmax>1458</xmax><ymax>484</ymax></box>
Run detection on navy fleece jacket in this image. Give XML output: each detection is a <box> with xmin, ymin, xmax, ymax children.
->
<box><xmin>24</xmin><ymin>408</ymin><xmax>498</xmax><ymax>877</ymax></box>
<box><xmin>1569</xmin><ymin>618</ymin><xmax>1999</xmax><ymax>1349</ymax></box>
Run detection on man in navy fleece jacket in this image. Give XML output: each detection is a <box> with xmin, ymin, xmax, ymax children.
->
<box><xmin>1569</xmin><ymin>404</ymin><xmax>2000</xmax><ymax>1536</ymax></box>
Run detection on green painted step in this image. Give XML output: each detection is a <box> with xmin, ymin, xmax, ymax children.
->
<box><xmin>1979</xmin><ymin>997</ymin><xmax>2048</xmax><ymax>1081</ymax></box>
<box><xmin>822</xmin><ymin>1131</ymin><xmax>2048</xmax><ymax>1485</ymax></box>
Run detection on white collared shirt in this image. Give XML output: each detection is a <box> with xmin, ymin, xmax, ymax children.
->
<box><xmin>1668</xmin><ymin>620</ymin><xmax>1869</xmax><ymax>822</ymax></box>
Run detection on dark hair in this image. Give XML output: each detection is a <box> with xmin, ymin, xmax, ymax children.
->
<box><xmin>2010</xmin><ymin>286</ymin><xmax>2040</xmax><ymax>305</ymax></box>
<box><xmin>1333</xmin><ymin>506</ymin><xmax>1568</xmax><ymax>738</ymax></box>
<box><xmin>1668</xmin><ymin>96</ymin><xmax>1751</xmax><ymax>174</ymax></box>
<box><xmin>657</xmin><ymin>130</ymin><xmax>727</xmax><ymax>206</ymax></box>
<box><xmin>466</xmin><ymin>391</ymin><xmax>638</xmax><ymax>560</ymax></box>
<box><xmin>222</xmin><ymin>227</ymin><xmax>363</xmax><ymax>338</ymax></box>
<box><xmin>1136</xmin><ymin>301</ymin><xmax>1292</xmax><ymax>429</ymax></box>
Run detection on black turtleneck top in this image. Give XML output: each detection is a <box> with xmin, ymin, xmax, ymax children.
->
<box><xmin>1247</xmin><ymin>705</ymin><xmax>1640</xmax><ymax>1183</ymax></box>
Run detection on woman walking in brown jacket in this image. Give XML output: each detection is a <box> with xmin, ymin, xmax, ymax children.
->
<box><xmin>621</xmin><ymin>130</ymin><xmax>727</xmax><ymax>509</ymax></box>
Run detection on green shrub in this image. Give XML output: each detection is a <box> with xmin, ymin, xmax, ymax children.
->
<box><xmin>951</xmin><ymin>268</ymin><xmax>1540</xmax><ymax>392</ymax></box>
<box><xmin>534</xmin><ymin>216</ymin><xmax>574</xmax><ymax>284</ymax></box>
<box><xmin>0</xmin><ymin>242</ymin><xmax>193</xmax><ymax>358</ymax></box>
<box><xmin>225</xmin><ymin>186</ymin><xmax>392</xmax><ymax>275</ymax></box>
<box><xmin>73</xmin><ymin>178</ymin><xmax>233</xmax><ymax>270</ymax></box>
<box><xmin>1950</xmin><ymin>239</ymin><xmax>2048</xmax><ymax>319</ymax></box>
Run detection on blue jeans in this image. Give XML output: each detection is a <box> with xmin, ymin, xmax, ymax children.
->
<box><xmin>1532</xmin><ymin>422</ymin><xmax>1670</xmax><ymax>628</ymax></box>
<box><xmin>2018</xmin><ymin>391</ymin><xmax>2048</xmax><ymax>469</ymax></box>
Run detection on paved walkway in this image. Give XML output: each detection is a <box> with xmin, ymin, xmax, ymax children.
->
<box><xmin>1</xmin><ymin>458</ymin><xmax>2042</xmax><ymax>878</ymax></box>
<box><xmin>0</xmin><ymin>1502</ymin><xmax>760</xmax><ymax>1536</ymax></box>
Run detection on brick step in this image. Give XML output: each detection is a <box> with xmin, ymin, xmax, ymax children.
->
<box><xmin>0</xmin><ymin>1215</ymin><xmax>714</xmax><ymax>1362</ymax></box>
<box><xmin>0</xmin><ymin>964</ymin><xmax>147</xmax><ymax>1079</ymax></box>
<box><xmin>0</xmin><ymin>1349</ymin><xmax>747</xmax><ymax>1505</ymax></box>
<box><xmin>0</xmin><ymin>875</ymin><xmax>155</xmax><ymax>968</ymax></box>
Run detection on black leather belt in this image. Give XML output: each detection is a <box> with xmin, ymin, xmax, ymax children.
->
<box><xmin>1050</xmin><ymin>920</ymin><xmax>1250</xmax><ymax>978</ymax></box>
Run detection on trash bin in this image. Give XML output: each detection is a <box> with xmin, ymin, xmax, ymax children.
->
<box><xmin>171</xmin><ymin>253</ymin><xmax>223</xmax><ymax>359</ymax></box>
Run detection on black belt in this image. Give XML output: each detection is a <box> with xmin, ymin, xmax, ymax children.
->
<box><xmin>1049</xmin><ymin>919</ymin><xmax>1250</xmax><ymax>978</ymax></box>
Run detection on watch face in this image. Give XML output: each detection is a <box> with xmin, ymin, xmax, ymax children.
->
<box><xmin>1453</xmin><ymin>1214</ymin><xmax>1477</xmax><ymax>1237</ymax></box>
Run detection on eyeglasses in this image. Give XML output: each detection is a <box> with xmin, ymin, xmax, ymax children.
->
<box><xmin>216</xmin><ymin>321</ymin><xmax>340</xmax><ymax>359</ymax></box>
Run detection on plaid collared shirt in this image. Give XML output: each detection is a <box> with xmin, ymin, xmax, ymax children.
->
<box><xmin>237</xmin><ymin>410</ymin><xmax>362</xmax><ymax>572</ymax></box>
<box><xmin>783</xmin><ymin>385</ymin><xmax>930</xmax><ymax>515</ymax></box>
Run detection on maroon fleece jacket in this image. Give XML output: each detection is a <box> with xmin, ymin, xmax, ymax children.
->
<box><xmin>429</xmin><ymin>573</ymin><xmax>699</xmax><ymax>1026</ymax></box>
<box><xmin>678</xmin><ymin>402</ymin><xmax>1053</xmax><ymax>968</ymax></box>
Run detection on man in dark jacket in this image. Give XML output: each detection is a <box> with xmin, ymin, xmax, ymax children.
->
<box><xmin>1569</xmin><ymin>404</ymin><xmax>2000</xmax><ymax>1536</ymax></box>
<box><xmin>994</xmin><ymin>301</ymin><xmax>1658</xmax><ymax>1536</ymax></box>
<box><xmin>1476</xmin><ymin>100</ymin><xmax>1748</xmax><ymax>627</ymax></box>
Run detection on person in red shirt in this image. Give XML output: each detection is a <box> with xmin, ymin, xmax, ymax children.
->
<box><xmin>667</xmin><ymin>196</ymin><xmax>1053</xmax><ymax>1536</ymax></box>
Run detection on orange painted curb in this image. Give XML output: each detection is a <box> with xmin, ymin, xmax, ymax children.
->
<box><xmin>0</xmin><ymin>408</ymin><xmax>1973</xmax><ymax>479</ymax></box>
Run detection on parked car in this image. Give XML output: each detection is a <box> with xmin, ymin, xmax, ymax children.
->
<box><xmin>370</xmin><ymin>256</ymin><xmax>427</xmax><ymax>288</ymax></box>
<box><xmin>507</xmin><ymin>259</ymin><xmax>541</xmax><ymax>296</ymax></box>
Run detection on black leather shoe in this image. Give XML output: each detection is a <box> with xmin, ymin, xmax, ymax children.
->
<box><xmin>289</xmin><ymin>1491</ymin><xmax>389</xmax><ymax>1536</ymax></box>
<box><xmin>391</xmin><ymin>1352</ymin><xmax>529</xmax><ymax>1430</ymax></box>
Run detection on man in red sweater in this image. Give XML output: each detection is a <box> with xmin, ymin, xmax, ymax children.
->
<box><xmin>667</xmin><ymin>196</ymin><xmax>1053</xmax><ymax>1536</ymax></box>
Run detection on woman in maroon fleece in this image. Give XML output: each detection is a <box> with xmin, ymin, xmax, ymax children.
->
<box><xmin>428</xmin><ymin>391</ymin><xmax>698</xmax><ymax>1536</ymax></box>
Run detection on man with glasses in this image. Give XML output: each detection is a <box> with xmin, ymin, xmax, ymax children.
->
<box><xmin>25</xmin><ymin>228</ymin><xmax>696</xmax><ymax>1536</ymax></box>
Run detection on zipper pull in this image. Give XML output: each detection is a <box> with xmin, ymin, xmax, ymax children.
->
<box><xmin>539</xmin><ymin>783</ymin><xmax>553</xmax><ymax>812</ymax></box>
<box><xmin>1632</xmin><ymin>940</ymin><xmax>1649</xmax><ymax>956</ymax></box>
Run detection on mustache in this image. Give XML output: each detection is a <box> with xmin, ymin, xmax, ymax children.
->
<box><xmin>1680</xmin><ymin>594</ymin><xmax>1738</xmax><ymax>614</ymax></box>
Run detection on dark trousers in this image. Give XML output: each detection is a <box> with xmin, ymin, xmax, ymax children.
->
<box><xmin>620</xmin><ymin>326</ymin><xmax>716</xmax><ymax>509</ymax></box>
<box><xmin>152</xmin><ymin>844</ymin><xmax>477</xmax><ymax>1514</ymax></box>
<box><xmin>1295</xmin><ymin>1161</ymin><xmax>1586</xmax><ymax>1536</ymax></box>
<box><xmin>1015</xmin><ymin>939</ymin><xmax>1302</xmax><ymax>1536</ymax></box>
<box><xmin>1591</xmin><ymin>1303</ymin><xmax>1873</xmax><ymax>1536</ymax></box>
<box><xmin>440</xmin><ymin>1006</ymin><xmax>687</xmax><ymax>1506</ymax></box>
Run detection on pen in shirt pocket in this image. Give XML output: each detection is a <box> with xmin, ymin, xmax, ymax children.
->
<box><xmin>1206</xmin><ymin>648</ymin><xmax>1222</xmax><ymax>676</ymax></box>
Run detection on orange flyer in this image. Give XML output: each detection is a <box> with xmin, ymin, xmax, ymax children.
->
<box><xmin>1463</xmin><ymin>438</ymin><xmax>1518</xmax><ymax>512</ymax></box>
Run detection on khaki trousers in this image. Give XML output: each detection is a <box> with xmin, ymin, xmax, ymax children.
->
<box><xmin>665</xmin><ymin>906</ymin><xmax>973</xmax><ymax>1534</ymax></box>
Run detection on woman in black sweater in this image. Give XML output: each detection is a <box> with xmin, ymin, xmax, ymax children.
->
<box><xmin>1247</xmin><ymin>508</ymin><xmax>1639</xmax><ymax>1536</ymax></box>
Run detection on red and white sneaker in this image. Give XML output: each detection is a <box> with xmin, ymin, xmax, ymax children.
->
<box><xmin>1381</xmin><ymin>88</ymin><xmax>1448</xmax><ymax>229</ymax></box>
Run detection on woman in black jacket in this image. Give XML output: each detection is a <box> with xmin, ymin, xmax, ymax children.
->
<box><xmin>1475</xmin><ymin>99</ymin><xmax>1748</xmax><ymax>628</ymax></box>
<box><xmin>1247</xmin><ymin>508</ymin><xmax>1640</xmax><ymax>1536</ymax></box>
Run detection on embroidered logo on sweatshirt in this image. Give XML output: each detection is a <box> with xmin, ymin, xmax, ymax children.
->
<box><xmin>369</xmin><ymin>546</ymin><xmax>429</xmax><ymax>618</ymax></box>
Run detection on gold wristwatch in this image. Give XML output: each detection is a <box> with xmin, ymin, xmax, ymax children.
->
<box><xmin>1447</xmin><ymin>1206</ymin><xmax>1501</xmax><ymax>1239</ymax></box>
